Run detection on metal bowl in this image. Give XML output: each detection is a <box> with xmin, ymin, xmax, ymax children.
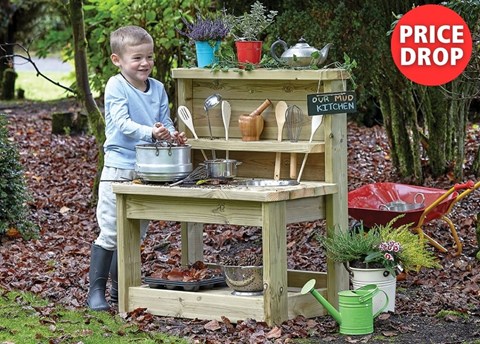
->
<box><xmin>222</xmin><ymin>265</ymin><xmax>263</xmax><ymax>292</ymax></box>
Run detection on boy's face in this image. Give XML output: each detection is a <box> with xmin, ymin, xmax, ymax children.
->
<box><xmin>111</xmin><ymin>42</ymin><xmax>154</xmax><ymax>90</ymax></box>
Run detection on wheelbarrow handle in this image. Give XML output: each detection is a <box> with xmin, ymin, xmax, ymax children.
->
<box><xmin>455</xmin><ymin>180</ymin><xmax>480</xmax><ymax>203</ymax></box>
<box><xmin>416</xmin><ymin>181</ymin><xmax>474</xmax><ymax>229</ymax></box>
<box><xmin>453</xmin><ymin>180</ymin><xmax>475</xmax><ymax>191</ymax></box>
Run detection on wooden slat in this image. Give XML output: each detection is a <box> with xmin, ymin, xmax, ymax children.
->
<box><xmin>287</xmin><ymin>270</ymin><xmax>328</xmax><ymax>289</ymax></box>
<box><xmin>128</xmin><ymin>285</ymin><xmax>327</xmax><ymax>322</ymax></box>
<box><xmin>130</xmin><ymin>287</ymin><xmax>265</xmax><ymax>321</ymax></box>
<box><xmin>125</xmin><ymin>195</ymin><xmax>263</xmax><ymax>226</ymax></box>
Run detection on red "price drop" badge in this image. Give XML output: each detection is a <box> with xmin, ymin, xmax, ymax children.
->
<box><xmin>391</xmin><ymin>4</ymin><xmax>472</xmax><ymax>86</ymax></box>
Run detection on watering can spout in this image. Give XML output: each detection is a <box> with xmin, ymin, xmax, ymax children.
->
<box><xmin>301</xmin><ymin>279</ymin><xmax>342</xmax><ymax>325</ymax></box>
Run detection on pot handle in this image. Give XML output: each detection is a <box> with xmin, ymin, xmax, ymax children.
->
<box><xmin>414</xmin><ymin>192</ymin><xmax>425</xmax><ymax>205</ymax></box>
<box><xmin>379</xmin><ymin>204</ymin><xmax>390</xmax><ymax>211</ymax></box>
<box><xmin>373</xmin><ymin>290</ymin><xmax>389</xmax><ymax>318</ymax></box>
<box><xmin>270</xmin><ymin>38</ymin><xmax>288</xmax><ymax>63</ymax></box>
<box><xmin>236</xmin><ymin>161</ymin><xmax>243</xmax><ymax>166</ymax></box>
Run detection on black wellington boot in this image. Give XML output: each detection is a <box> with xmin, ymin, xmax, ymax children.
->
<box><xmin>109</xmin><ymin>250</ymin><xmax>118</xmax><ymax>304</ymax></box>
<box><xmin>87</xmin><ymin>244</ymin><xmax>113</xmax><ymax>311</ymax></box>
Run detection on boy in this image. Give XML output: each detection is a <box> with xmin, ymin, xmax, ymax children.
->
<box><xmin>87</xmin><ymin>25</ymin><xmax>187</xmax><ymax>311</ymax></box>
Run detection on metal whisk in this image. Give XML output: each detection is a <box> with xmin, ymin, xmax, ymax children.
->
<box><xmin>285</xmin><ymin>105</ymin><xmax>304</xmax><ymax>179</ymax></box>
<box><xmin>285</xmin><ymin>105</ymin><xmax>303</xmax><ymax>142</ymax></box>
<box><xmin>169</xmin><ymin>165</ymin><xmax>207</xmax><ymax>187</ymax></box>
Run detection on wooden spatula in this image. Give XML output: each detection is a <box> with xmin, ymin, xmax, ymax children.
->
<box><xmin>274</xmin><ymin>101</ymin><xmax>288</xmax><ymax>180</ymax></box>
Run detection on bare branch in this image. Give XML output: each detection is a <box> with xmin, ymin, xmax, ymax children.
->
<box><xmin>0</xmin><ymin>42</ymin><xmax>77</xmax><ymax>95</ymax></box>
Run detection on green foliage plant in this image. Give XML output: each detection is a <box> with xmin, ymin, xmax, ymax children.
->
<box><xmin>35</xmin><ymin>0</ymin><xmax>212</xmax><ymax>107</ymax></box>
<box><xmin>319</xmin><ymin>224</ymin><xmax>381</xmax><ymax>265</ymax></box>
<box><xmin>0</xmin><ymin>114</ymin><xmax>38</xmax><ymax>239</ymax></box>
<box><xmin>319</xmin><ymin>216</ymin><xmax>440</xmax><ymax>276</ymax></box>
<box><xmin>226</xmin><ymin>1</ymin><xmax>277</xmax><ymax>41</ymax></box>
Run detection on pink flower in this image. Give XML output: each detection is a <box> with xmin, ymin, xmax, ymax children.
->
<box><xmin>392</xmin><ymin>242</ymin><xmax>401</xmax><ymax>252</ymax></box>
<box><xmin>384</xmin><ymin>253</ymin><xmax>394</xmax><ymax>261</ymax></box>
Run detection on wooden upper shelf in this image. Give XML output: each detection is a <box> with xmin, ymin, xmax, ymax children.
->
<box><xmin>188</xmin><ymin>138</ymin><xmax>324</xmax><ymax>154</ymax></box>
<box><xmin>172</xmin><ymin>68</ymin><xmax>351</xmax><ymax>81</ymax></box>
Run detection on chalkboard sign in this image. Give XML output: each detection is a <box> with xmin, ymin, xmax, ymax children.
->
<box><xmin>307</xmin><ymin>91</ymin><xmax>357</xmax><ymax>116</ymax></box>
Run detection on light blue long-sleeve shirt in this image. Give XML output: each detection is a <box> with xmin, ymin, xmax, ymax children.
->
<box><xmin>103</xmin><ymin>74</ymin><xmax>175</xmax><ymax>169</ymax></box>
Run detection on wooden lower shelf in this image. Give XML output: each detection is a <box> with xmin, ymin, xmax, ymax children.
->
<box><xmin>128</xmin><ymin>285</ymin><xmax>327</xmax><ymax>322</ymax></box>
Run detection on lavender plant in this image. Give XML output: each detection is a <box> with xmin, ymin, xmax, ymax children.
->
<box><xmin>178</xmin><ymin>14</ymin><xmax>230</xmax><ymax>42</ymax></box>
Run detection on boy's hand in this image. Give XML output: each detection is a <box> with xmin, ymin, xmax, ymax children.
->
<box><xmin>152</xmin><ymin>122</ymin><xmax>171</xmax><ymax>141</ymax></box>
<box><xmin>172</xmin><ymin>131</ymin><xmax>188</xmax><ymax>145</ymax></box>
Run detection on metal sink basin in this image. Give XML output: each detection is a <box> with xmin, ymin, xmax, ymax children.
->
<box><xmin>241</xmin><ymin>179</ymin><xmax>299</xmax><ymax>187</ymax></box>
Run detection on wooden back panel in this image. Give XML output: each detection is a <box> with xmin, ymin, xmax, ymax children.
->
<box><xmin>172</xmin><ymin>69</ymin><xmax>348</xmax><ymax>181</ymax></box>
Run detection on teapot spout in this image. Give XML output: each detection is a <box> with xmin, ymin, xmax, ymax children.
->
<box><xmin>316</xmin><ymin>43</ymin><xmax>333</xmax><ymax>66</ymax></box>
<box><xmin>301</xmin><ymin>279</ymin><xmax>342</xmax><ymax>325</ymax></box>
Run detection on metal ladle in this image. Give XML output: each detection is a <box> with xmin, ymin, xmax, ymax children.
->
<box><xmin>204</xmin><ymin>93</ymin><xmax>222</xmax><ymax>159</ymax></box>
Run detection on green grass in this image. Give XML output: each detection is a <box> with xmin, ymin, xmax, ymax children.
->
<box><xmin>15</xmin><ymin>71</ymin><xmax>76</xmax><ymax>101</ymax></box>
<box><xmin>0</xmin><ymin>290</ymin><xmax>188</xmax><ymax>344</ymax></box>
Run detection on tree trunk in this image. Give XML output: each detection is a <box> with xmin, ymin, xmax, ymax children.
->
<box><xmin>0</xmin><ymin>0</ymin><xmax>16</xmax><ymax>100</ymax></box>
<box><xmin>416</xmin><ymin>86</ymin><xmax>448</xmax><ymax>177</ymax></box>
<box><xmin>473</xmin><ymin>147</ymin><xmax>480</xmax><ymax>176</ymax></box>
<box><xmin>69</xmin><ymin>0</ymin><xmax>105</xmax><ymax>202</ymax></box>
<box><xmin>1</xmin><ymin>68</ymin><xmax>16</xmax><ymax>100</ymax></box>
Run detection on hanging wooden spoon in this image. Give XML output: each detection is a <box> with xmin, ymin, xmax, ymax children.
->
<box><xmin>274</xmin><ymin>101</ymin><xmax>288</xmax><ymax>180</ymax></box>
<box><xmin>297</xmin><ymin>115</ymin><xmax>323</xmax><ymax>183</ymax></box>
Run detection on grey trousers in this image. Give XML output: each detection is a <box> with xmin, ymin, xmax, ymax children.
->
<box><xmin>95</xmin><ymin>166</ymin><xmax>149</xmax><ymax>250</ymax></box>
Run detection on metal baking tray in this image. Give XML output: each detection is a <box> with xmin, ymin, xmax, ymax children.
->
<box><xmin>144</xmin><ymin>276</ymin><xmax>226</xmax><ymax>292</ymax></box>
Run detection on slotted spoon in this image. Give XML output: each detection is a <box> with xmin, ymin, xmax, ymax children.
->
<box><xmin>177</xmin><ymin>106</ymin><xmax>208</xmax><ymax>160</ymax></box>
<box><xmin>297</xmin><ymin>115</ymin><xmax>323</xmax><ymax>183</ymax></box>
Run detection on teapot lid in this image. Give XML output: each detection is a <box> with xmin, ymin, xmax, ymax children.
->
<box><xmin>292</xmin><ymin>37</ymin><xmax>315</xmax><ymax>49</ymax></box>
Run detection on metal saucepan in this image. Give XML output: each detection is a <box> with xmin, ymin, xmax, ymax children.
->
<box><xmin>135</xmin><ymin>142</ymin><xmax>192</xmax><ymax>182</ymax></box>
<box><xmin>201</xmin><ymin>159</ymin><xmax>242</xmax><ymax>179</ymax></box>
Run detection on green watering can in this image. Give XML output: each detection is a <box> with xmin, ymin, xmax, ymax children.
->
<box><xmin>301</xmin><ymin>279</ymin><xmax>388</xmax><ymax>335</ymax></box>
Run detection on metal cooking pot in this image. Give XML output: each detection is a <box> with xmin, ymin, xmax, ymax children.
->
<box><xmin>135</xmin><ymin>142</ymin><xmax>192</xmax><ymax>182</ymax></box>
<box><xmin>379</xmin><ymin>193</ymin><xmax>425</xmax><ymax>212</ymax></box>
<box><xmin>201</xmin><ymin>159</ymin><xmax>242</xmax><ymax>179</ymax></box>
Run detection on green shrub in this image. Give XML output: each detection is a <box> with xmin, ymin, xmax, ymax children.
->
<box><xmin>0</xmin><ymin>114</ymin><xmax>38</xmax><ymax>239</ymax></box>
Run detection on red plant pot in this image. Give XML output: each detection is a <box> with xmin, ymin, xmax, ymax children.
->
<box><xmin>235</xmin><ymin>41</ymin><xmax>262</xmax><ymax>67</ymax></box>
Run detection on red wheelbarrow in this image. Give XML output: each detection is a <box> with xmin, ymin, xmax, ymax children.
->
<box><xmin>348</xmin><ymin>181</ymin><xmax>479</xmax><ymax>256</ymax></box>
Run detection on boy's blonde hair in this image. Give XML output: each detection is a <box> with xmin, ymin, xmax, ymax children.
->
<box><xmin>110</xmin><ymin>26</ymin><xmax>153</xmax><ymax>55</ymax></box>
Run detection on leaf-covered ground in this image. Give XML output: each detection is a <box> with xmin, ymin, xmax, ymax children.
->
<box><xmin>1</xmin><ymin>99</ymin><xmax>479</xmax><ymax>343</ymax></box>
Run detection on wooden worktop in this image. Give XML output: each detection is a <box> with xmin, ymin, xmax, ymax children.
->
<box><xmin>112</xmin><ymin>180</ymin><xmax>337</xmax><ymax>203</ymax></box>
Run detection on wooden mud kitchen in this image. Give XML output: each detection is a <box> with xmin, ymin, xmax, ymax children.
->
<box><xmin>113</xmin><ymin>68</ymin><xmax>350</xmax><ymax>325</ymax></box>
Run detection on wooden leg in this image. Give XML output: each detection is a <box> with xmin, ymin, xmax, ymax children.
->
<box><xmin>117</xmin><ymin>194</ymin><xmax>142</xmax><ymax>313</ymax></box>
<box><xmin>180</xmin><ymin>222</ymin><xmax>204</xmax><ymax>265</ymax></box>
<box><xmin>262</xmin><ymin>201</ymin><xmax>288</xmax><ymax>326</ymax></box>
